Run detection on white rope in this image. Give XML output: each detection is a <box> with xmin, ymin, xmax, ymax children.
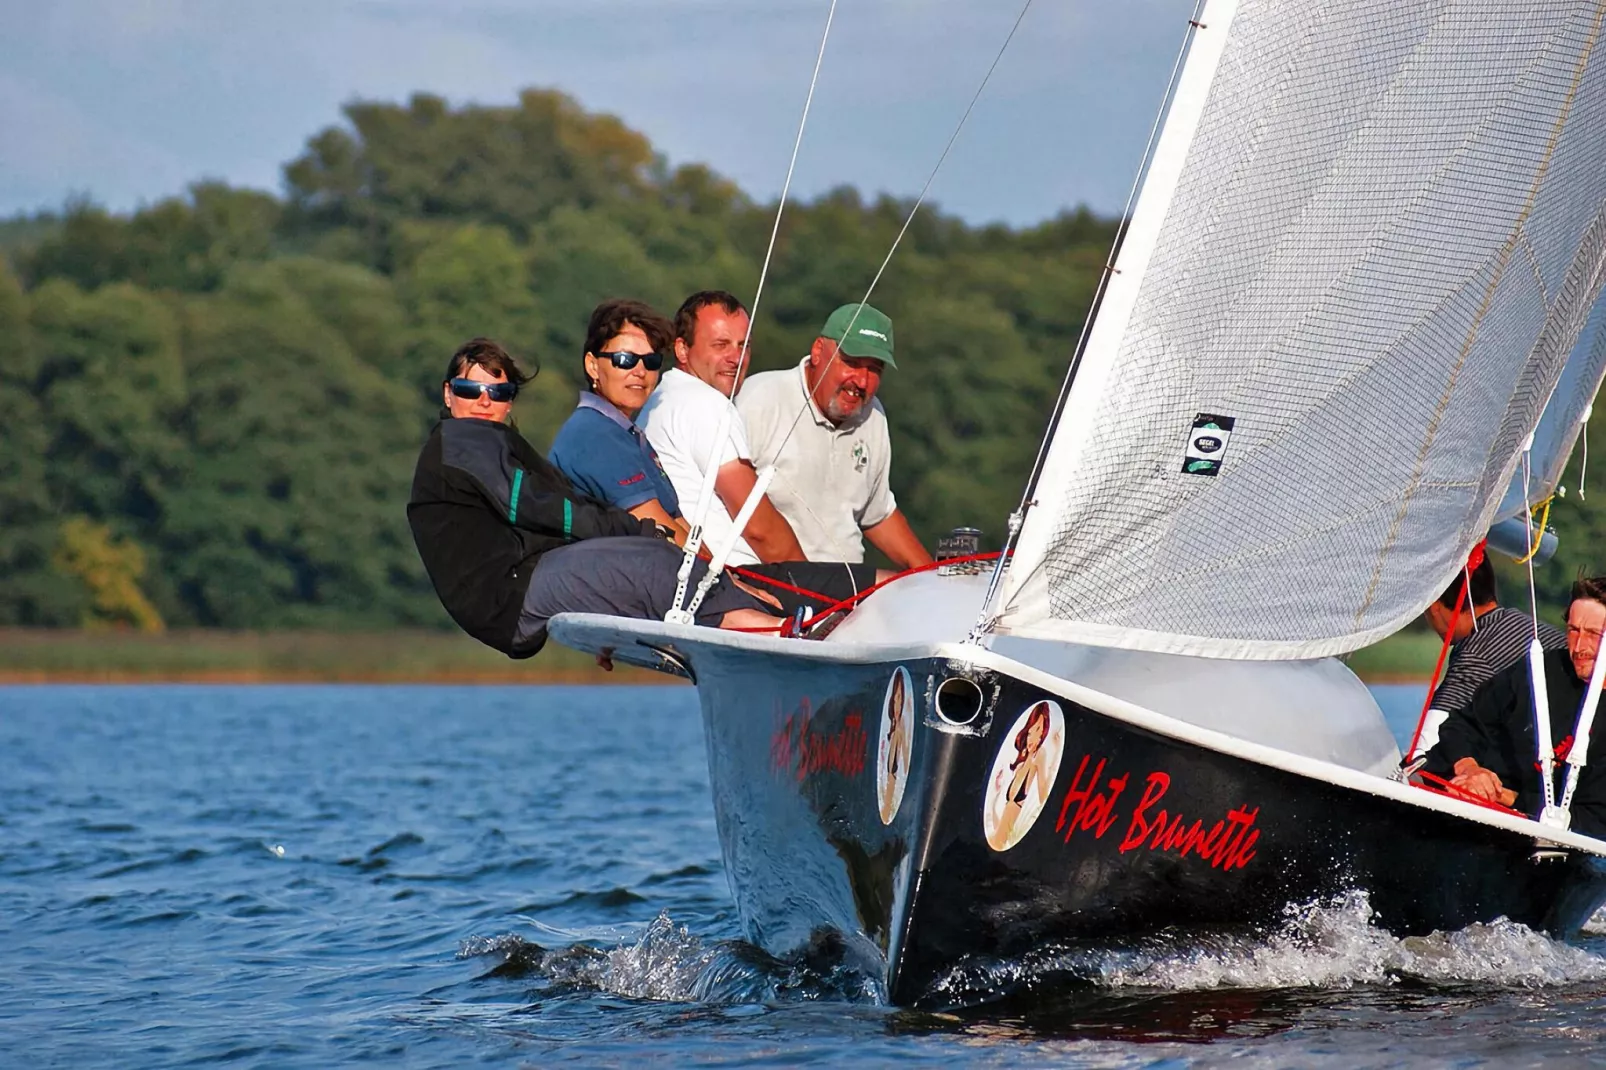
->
<box><xmin>1521</xmin><ymin>439</ymin><xmax>1563</xmax><ymax>824</ymax></box>
<box><xmin>680</xmin><ymin>467</ymin><xmax>777</xmax><ymax>623</ymax></box>
<box><xmin>1580</xmin><ymin>402</ymin><xmax>1592</xmax><ymax>501</ymax></box>
<box><xmin>767</xmin><ymin>0</ymin><xmax>1040</xmax><ymax>463</ymax></box>
<box><xmin>1556</xmin><ymin>645</ymin><xmax>1606</xmax><ymax>827</ymax></box>
<box><xmin>669</xmin><ymin>0</ymin><xmax>839</xmax><ymax>622</ymax></box>
<box><xmin>1551</xmin><ymin>404</ymin><xmax>1602</xmax><ymax>829</ymax></box>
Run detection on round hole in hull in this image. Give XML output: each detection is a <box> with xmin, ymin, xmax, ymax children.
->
<box><xmin>935</xmin><ymin>677</ymin><xmax>984</xmax><ymax>726</ymax></box>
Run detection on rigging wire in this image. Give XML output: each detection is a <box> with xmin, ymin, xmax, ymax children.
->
<box><xmin>680</xmin><ymin>0</ymin><xmax>1039</xmax><ymax>620</ymax></box>
<box><xmin>741</xmin><ymin>0</ymin><xmax>840</xmax><ymax>375</ymax></box>
<box><xmin>966</xmin><ymin>0</ymin><xmax>1210</xmax><ymax>641</ymax></box>
<box><xmin>764</xmin><ymin>0</ymin><xmax>1040</xmax><ymax>464</ymax></box>
<box><xmin>668</xmin><ymin>0</ymin><xmax>839</xmax><ymax>621</ymax></box>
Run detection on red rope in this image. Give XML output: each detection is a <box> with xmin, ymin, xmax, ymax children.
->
<box><xmin>1404</xmin><ymin>584</ymin><xmax>1466</xmax><ymax>763</ymax></box>
<box><xmin>728</xmin><ymin>565</ymin><xmax>839</xmax><ymax>602</ymax></box>
<box><xmin>1403</xmin><ymin>540</ymin><xmax>1486</xmax><ymax>764</ymax></box>
<box><xmin>726</xmin><ymin>551</ymin><xmax>1006</xmax><ymax>633</ymax></box>
<box><xmin>1412</xmin><ymin>768</ymin><xmax>1523</xmax><ymax>816</ymax></box>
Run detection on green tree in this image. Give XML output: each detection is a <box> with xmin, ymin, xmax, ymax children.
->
<box><xmin>0</xmin><ymin>260</ymin><xmax>77</xmax><ymax>624</ymax></box>
<box><xmin>284</xmin><ymin>89</ymin><xmax>662</xmax><ymax>254</ymax></box>
<box><xmin>29</xmin><ymin>279</ymin><xmax>188</xmax><ymax>525</ymax></box>
<box><xmin>0</xmin><ymin>87</ymin><xmax>1132</xmax><ymax>632</ymax></box>
<box><xmin>24</xmin><ymin>185</ymin><xmax>280</xmax><ymax>293</ymax></box>
<box><xmin>164</xmin><ymin>264</ymin><xmax>437</xmax><ymax>627</ymax></box>
<box><xmin>392</xmin><ymin>221</ymin><xmax>574</xmax><ymax>446</ymax></box>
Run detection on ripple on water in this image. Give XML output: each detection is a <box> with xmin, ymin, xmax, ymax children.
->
<box><xmin>11</xmin><ymin>684</ymin><xmax>1606</xmax><ymax>1068</ymax></box>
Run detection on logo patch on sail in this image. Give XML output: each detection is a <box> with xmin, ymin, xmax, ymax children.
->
<box><xmin>1182</xmin><ymin>413</ymin><xmax>1235</xmax><ymax>476</ymax></box>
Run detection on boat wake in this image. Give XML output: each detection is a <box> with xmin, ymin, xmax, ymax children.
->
<box><xmin>462</xmin><ymin>894</ymin><xmax>1606</xmax><ymax>1012</ymax></box>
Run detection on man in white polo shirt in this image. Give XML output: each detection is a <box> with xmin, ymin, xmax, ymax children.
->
<box><xmin>639</xmin><ymin>290</ymin><xmax>805</xmax><ymax>567</ymax></box>
<box><xmin>738</xmin><ymin>303</ymin><xmax>932</xmax><ymax>569</ymax></box>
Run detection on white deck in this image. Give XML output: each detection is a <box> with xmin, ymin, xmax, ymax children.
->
<box><xmin>549</xmin><ymin>571</ymin><xmax>1606</xmax><ymax>858</ymax></box>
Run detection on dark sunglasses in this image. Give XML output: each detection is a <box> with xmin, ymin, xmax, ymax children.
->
<box><xmin>448</xmin><ymin>378</ymin><xmax>519</xmax><ymax>402</ymax></box>
<box><xmin>595</xmin><ymin>349</ymin><xmax>665</xmax><ymax>372</ymax></box>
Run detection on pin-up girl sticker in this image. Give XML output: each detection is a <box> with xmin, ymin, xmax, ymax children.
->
<box><xmin>983</xmin><ymin>700</ymin><xmax>1065</xmax><ymax>851</ymax></box>
<box><xmin>877</xmin><ymin>667</ymin><xmax>914</xmax><ymax>824</ymax></box>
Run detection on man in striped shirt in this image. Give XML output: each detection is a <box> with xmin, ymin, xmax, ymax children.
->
<box><xmin>1413</xmin><ymin>552</ymin><xmax>1565</xmax><ymax>756</ymax></box>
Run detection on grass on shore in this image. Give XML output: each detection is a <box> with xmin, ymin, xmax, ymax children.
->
<box><xmin>0</xmin><ymin>627</ymin><xmax>668</xmax><ymax>684</ymax></box>
<box><xmin>0</xmin><ymin>625</ymin><xmax>1444</xmax><ymax>684</ymax></box>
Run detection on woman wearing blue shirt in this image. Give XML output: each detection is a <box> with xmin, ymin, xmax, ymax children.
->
<box><xmin>550</xmin><ymin>299</ymin><xmax>690</xmax><ymax>543</ymax></box>
<box><xmin>551</xmin><ymin>297</ymin><xmax>891</xmax><ymax>629</ymax></box>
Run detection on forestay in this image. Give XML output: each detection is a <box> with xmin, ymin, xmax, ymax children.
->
<box><xmin>992</xmin><ymin>0</ymin><xmax>1606</xmax><ymax>659</ymax></box>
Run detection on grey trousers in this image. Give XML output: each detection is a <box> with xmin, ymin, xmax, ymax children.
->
<box><xmin>514</xmin><ymin>537</ymin><xmax>768</xmax><ymax>647</ymax></box>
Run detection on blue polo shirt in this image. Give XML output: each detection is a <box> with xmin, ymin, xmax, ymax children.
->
<box><xmin>550</xmin><ymin>393</ymin><xmax>682</xmax><ymax>516</ymax></box>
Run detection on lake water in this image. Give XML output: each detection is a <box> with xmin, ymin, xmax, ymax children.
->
<box><xmin>5</xmin><ymin>683</ymin><xmax>1606</xmax><ymax>1067</ymax></box>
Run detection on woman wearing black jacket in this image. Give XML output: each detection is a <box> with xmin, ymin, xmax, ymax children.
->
<box><xmin>407</xmin><ymin>338</ymin><xmax>777</xmax><ymax>657</ymax></box>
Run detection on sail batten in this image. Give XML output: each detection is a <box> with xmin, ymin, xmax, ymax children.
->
<box><xmin>993</xmin><ymin>0</ymin><xmax>1606</xmax><ymax>659</ymax></box>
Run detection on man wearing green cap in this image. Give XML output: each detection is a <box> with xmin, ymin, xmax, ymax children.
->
<box><xmin>737</xmin><ymin>303</ymin><xmax>933</xmax><ymax>569</ymax></box>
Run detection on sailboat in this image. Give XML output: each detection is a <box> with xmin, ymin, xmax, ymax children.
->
<box><xmin>551</xmin><ymin>0</ymin><xmax>1606</xmax><ymax>1005</ymax></box>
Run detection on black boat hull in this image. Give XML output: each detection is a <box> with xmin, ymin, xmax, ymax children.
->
<box><xmin>689</xmin><ymin>643</ymin><xmax>1606</xmax><ymax>1005</ymax></box>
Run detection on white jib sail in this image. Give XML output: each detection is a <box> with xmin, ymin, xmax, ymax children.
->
<box><xmin>1494</xmin><ymin>294</ymin><xmax>1606</xmax><ymax>521</ymax></box>
<box><xmin>993</xmin><ymin>0</ymin><xmax>1606</xmax><ymax>660</ymax></box>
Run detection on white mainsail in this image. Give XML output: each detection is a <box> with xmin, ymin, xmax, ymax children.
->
<box><xmin>991</xmin><ymin>0</ymin><xmax>1606</xmax><ymax>659</ymax></box>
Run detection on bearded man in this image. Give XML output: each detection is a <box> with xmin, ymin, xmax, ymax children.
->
<box><xmin>737</xmin><ymin>303</ymin><xmax>932</xmax><ymax>569</ymax></box>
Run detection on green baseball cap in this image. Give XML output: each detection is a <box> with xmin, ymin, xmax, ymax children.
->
<box><xmin>820</xmin><ymin>303</ymin><xmax>896</xmax><ymax>368</ymax></box>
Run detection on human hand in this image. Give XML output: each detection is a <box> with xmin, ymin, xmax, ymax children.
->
<box><xmin>1451</xmin><ymin>757</ymin><xmax>1515</xmax><ymax>805</ymax></box>
<box><xmin>638</xmin><ymin>518</ymin><xmax>676</xmax><ymax>541</ymax></box>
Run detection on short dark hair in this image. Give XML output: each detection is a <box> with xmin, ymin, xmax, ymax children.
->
<box><xmin>583</xmin><ymin>299</ymin><xmax>674</xmax><ymax>364</ymax></box>
<box><xmin>1570</xmin><ymin>574</ymin><xmax>1606</xmax><ymax>609</ymax></box>
<box><xmin>443</xmin><ymin>337</ymin><xmax>535</xmax><ymax>386</ymax></box>
<box><xmin>674</xmin><ymin>290</ymin><xmax>747</xmax><ymax>346</ymax></box>
<box><xmin>1437</xmin><ymin>555</ymin><xmax>1497</xmax><ymax>609</ymax></box>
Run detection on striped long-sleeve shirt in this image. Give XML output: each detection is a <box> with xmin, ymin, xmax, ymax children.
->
<box><xmin>1412</xmin><ymin>606</ymin><xmax>1566</xmax><ymax>756</ymax></box>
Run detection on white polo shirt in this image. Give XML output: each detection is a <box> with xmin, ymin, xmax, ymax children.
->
<box><xmin>736</xmin><ymin>358</ymin><xmax>898</xmax><ymax>563</ymax></box>
<box><xmin>638</xmin><ymin>368</ymin><xmax>759</xmax><ymax>566</ymax></box>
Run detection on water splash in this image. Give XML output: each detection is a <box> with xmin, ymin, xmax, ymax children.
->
<box><xmin>465</xmin><ymin>896</ymin><xmax>1606</xmax><ymax>1012</ymax></box>
<box><xmin>462</xmin><ymin>912</ymin><xmax>880</xmax><ymax>1005</ymax></box>
<box><xmin>927</xmin><ymin>891</ymin><xmax>1606</xmax><ymax>1006</ymax></box>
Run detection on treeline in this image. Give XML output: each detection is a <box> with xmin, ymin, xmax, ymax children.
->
<box><xmin>0</xmin><ymin>89</ymin><xmax>1116</xmax><ymax>631</ymax></box>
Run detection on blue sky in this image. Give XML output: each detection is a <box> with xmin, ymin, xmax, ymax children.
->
<box><xmin>0</xmin><ymin>0</ymin><xmax>1191</xmax><ymax>226</ymax></box>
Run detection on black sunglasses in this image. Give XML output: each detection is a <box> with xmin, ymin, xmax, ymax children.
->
<box><xmin>448</xmin><ymin>378</ymin><xmax>519</xmax><ymax>402</ymax></box>
<box><xmin>595</xmin><ymin>349</ymin><xmax>665</xmax><ymax>372</ymax></box>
